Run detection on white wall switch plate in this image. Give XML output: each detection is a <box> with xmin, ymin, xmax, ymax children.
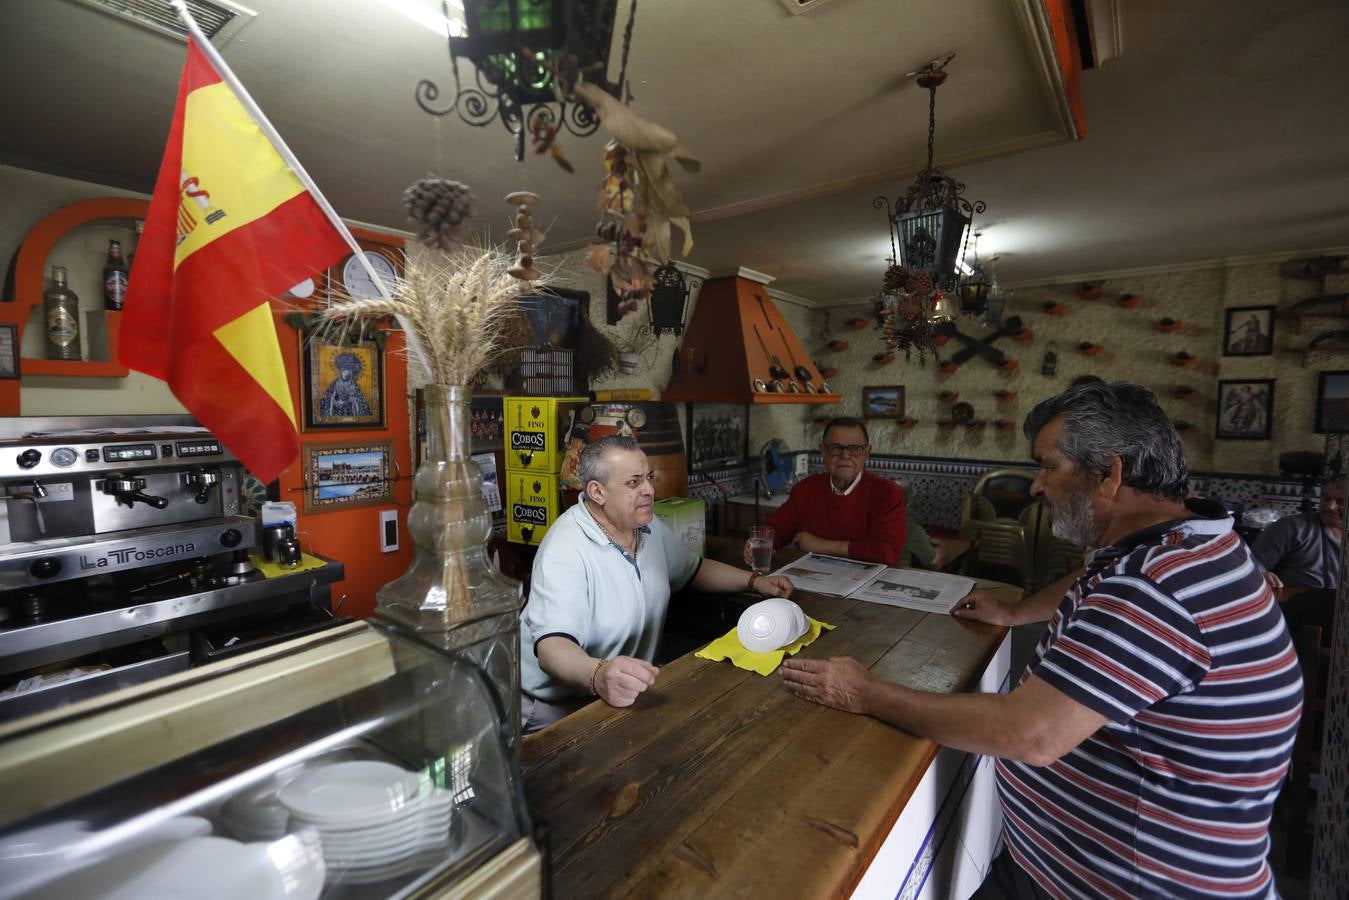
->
<box><xmin>794</xmin><ymin>454</ymin><xmax>809</xmax><ymax>477</ymax></box>
<box><xmin>379</xmin><ymin>509</ymin><xmax>399</xmax><ymax>553</ymax></box>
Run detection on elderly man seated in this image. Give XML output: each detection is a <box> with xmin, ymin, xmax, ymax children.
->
<box><xmin>520</xmin><ymin>435</ymin><xmax>794</xmax><ymax>734</ymax></box>
<box><xmin>744</xmin><ymin>417</ymin><xmax>907</xmax><ymax>567</ymax></box>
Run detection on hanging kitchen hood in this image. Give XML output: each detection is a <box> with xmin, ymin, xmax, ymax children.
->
<box><xmin>663</xmin><ymin>276</ymin><xmax>842</xmax><ymax>405</ymax></box>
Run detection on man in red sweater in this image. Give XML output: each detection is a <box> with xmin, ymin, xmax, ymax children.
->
<box><xmin>746</xmin><ymin>417</ymin><xmax>907</xmax><ymax>567</ymax></box>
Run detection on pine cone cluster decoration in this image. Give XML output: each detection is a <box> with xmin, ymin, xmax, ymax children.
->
<box><xmin>404</xmin><ymin>178</ymin><xmax>476</xmax><ymax>249</ymax></box>
<box><xmin>905</xmin><ymin>270</ymin><xmax>934</xmax><ymax>297</ymax></box>
<box><xmin>882</xmin><ymin>264</ymin><xmax>908</xmax><ymax>295</ymax></box>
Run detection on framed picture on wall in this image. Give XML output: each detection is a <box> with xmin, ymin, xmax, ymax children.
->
<box><xmin>1315</xmin><ymin>370</ymin><xmax>1349</xmax><ymax>433</ymax></box>
<box><xmin>862</xmin><ymin>385</ymin><xmax>905</xmax><ymax>419</ymax></box>
<box><xmin>0</xmin><ymin>323</ymin><xmax>18</xmax><ymax>379</ymax></box>
<box><xmin>301</xmin><ymin>441</ymin><xmax>396</xmax><ymax>514</ymax></box>
<box><xmin>686</xmin><ymin>403</ymin><xmax>748</xmax><ymax>472</ymax></box>
<box><xmin>1222</xmin><ymin>306</ymin><xmax>1275</xmax><ymax>356</ymax></box>
<box><xmin>301</xmin><ymin>332</ymin><xmax>385</xmax><ymax>430</ymax></box>
<box><xmin>1215</xmin><ymin>379</ymin><xmax>1274</xmax><ymax>440</ymax></box>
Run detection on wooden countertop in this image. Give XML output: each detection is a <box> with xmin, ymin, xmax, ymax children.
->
<box><xmin>522</xmin><ymin>567</ymin><xmax>1017</xmax><ymax>899</ymax></box>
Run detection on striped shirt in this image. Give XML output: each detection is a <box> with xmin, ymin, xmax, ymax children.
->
<box><xmin>996</xmin><ymin>499</ymin><xmax>1302</xmax><ymax>898</ymax></box>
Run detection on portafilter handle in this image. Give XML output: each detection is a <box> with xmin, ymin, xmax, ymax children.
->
<box><xmin>101</xmin><ymin>472</ymin><xmax>170</xmax><ymax>510</ymax></box>
<box><xmin>187</xmin><ymin>468</ymin><xmax>220</xmax><ymax>504</ymax></box>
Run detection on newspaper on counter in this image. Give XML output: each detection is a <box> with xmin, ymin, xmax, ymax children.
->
<box><xmin>847</xmin><ymin>567</ymin><xmax>976</xmax><ymax>614</ymax></box>
<box><xmin>771</xmin><ymin>553</ymin><xmax>886</xmax><ymax>597</ymax></box>
<box><xmin>773</xmin><ymin>552</ymin><xmax>976</xmax><ymax>614</ymax></box>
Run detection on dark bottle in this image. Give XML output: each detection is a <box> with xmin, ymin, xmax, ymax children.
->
<box><xmin>43</xmin><ymin>266</ymin><xmax>81</xmax><ymax>360</ymax></box>
<box><xmin>103</xmin><ymin>239</ymin><xmax>128</xmax><ymax>310</ymax></box>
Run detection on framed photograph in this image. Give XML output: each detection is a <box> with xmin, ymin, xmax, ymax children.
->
<box><xmin>1315</xmin><ymin>370</ymin><xmax>1349</xmax><ymax>433</ymax></box>
<box><xmin>0</xmin><ymin>323</ymin><xmax>18</xmax><ymax>379</ymax></box>
<box><xmin>1216</xmin><ymin>379</ymin><xmax>1274</xmax><ymax>440</ymax></box>
<box><xmin>1222</xmin><ymin>305</ymin><xmax>1275</xmax><ymax>357</ymax></box>
<box><xmin>301</xmin><ymin>441</ymin><xmax>395</xmax><ymax>513</ymax></box>
<box><xmin>862</xmin><ymin>385</ymin><xmax>905</xmax><ymax>419</ymax></box>
<box><xmin>302</xmin><ymin>333</ymin><xmax>385</xmax><ymax>430</ymax></box>
<box><xmin>686</xmin><ymin>403</ymin><xmax>748</xmax><ymax>472</ymax></box>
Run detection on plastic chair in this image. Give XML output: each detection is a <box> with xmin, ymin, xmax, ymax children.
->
<box><xmin>963</xmin><ymin>517</ymin><xmax>1034</xmax><ymax>590</ymax></box>
<box><xmin>1028</xmin><ymin>498</ymin><xmax>1086</xmax><ymax>589</ymax></box>
<box><xmin>971</xmin><ymin>468</ymin><xmax>1037</xmax><ymax>520</ymax></box>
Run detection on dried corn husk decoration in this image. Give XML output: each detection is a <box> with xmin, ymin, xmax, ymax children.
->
<box><xmin>575</xmin><ymin>82</ymin><xmax>699</xmax><ymax>314</ymax></box>
<box><xmin>321</xmin><ymin>243</ymin><xmax>548</xmax><ymax>387</ymax></box>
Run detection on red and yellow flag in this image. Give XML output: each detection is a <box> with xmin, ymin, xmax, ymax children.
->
<box><xmin>122</xmin><ymin>37</ymin><xmax>347</xmax><ymax>483</ymax></box>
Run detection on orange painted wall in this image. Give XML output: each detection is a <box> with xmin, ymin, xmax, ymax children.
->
<box><xmin>276</xmin><ymin>320</ymin><xmax>413</xmax><ymax>620</ymax></box>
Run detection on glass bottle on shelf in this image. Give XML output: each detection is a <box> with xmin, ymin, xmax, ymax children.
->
<box><xmin>103</xmin><ymin>239</ymin><xmax>127</xmax><ymax>310</ymax></box>
<box><xmin>129</xmin><ymin>219</ymin><xmax>143</xmax><ymax>271</ymax></box>
<box><xmin>43</xmin><ymin>265</ymin><xmax>81</xmax><ymax>360</ymax></box>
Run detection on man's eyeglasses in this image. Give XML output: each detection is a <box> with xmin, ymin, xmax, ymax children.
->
<box><xmin>824</xmin><ymin>443</ymin><xmax>869</xmax><ymax>457</ymax></box>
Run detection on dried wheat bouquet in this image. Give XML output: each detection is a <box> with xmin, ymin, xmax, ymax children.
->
<box><xmin>320</xmin><ymin>243</ymin><xmax>551</xmax><ymax>386</ymax></box>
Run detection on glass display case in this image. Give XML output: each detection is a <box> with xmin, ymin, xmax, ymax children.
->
<box><xmin>0</xmin><ymin>620</ymin><xmax>541</xmax><ymax>899</ymax></box>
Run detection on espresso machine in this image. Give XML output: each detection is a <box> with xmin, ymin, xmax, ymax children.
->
<box><xmin>0</xmin><ymin>416</ymin><xmax>345</xmax><ymax>721</ymax></box>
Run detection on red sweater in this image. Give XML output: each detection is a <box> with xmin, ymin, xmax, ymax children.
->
<box><xmin>763</xmin><ymin>471</ymin><xmax>907</xmax><ymax>566</ymax></box>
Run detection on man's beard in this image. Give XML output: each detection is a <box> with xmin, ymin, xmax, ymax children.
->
<box><xmin>1049</xmin><ymin>479</ymin><xmax>1104</xmax><ymax>548</ymax></box>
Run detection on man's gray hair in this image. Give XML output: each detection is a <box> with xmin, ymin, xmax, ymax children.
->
<box><xmin>577</xmin><ymin>434</ymin><xmax>641</xmax><ymax>492</ymax></box>
<box><xmin>1023</xmin><ymin>382</ymin><xmax>1189</xmax><ymax>500</ymax></box>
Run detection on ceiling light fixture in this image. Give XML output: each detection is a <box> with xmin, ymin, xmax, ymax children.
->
<box><xmin>872</xmin><ymin>55</ymin><xmax>985</xmax><ymax>361</ymax></box>
<box><xmin>415</xmin><ymin>0</ymin><xmax>636</xmax><ymax>161</ymax></box>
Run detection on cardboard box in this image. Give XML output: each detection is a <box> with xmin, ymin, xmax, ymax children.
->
<box><xmin>503</xmin><ymin>396</ymin><xmax>588</xmax><ymax>475</ymax></box>
<box><xmin>505</xmin><ymin>471</ymin><xmax>560</xmax><ymax>546</ymax></box>
<box><xmin>652</xmin><ymin>497</ymin><xmax>705</xmax><ymax>557</ymax></box>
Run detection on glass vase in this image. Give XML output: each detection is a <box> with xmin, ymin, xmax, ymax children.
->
<box><xmin>375</xmin><ymin>384</ymin><xmax>524</xmax><ymax>751</ymax></box>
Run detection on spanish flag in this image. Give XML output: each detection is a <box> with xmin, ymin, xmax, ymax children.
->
<box><xmin>122</xmin><ymin>37</ymin><xmax>347</xmax><ymax>483</ymax></box>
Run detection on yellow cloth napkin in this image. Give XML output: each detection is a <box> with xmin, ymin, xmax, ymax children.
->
<box><xmin>695</xmin><ymin>616</ymin><xmax>836</xmax><ymax>676</ymax></box>
<box><xmin>248</xmin><ymin>552</ymin><xmax>329</xmax><ymax>579</ymax></box>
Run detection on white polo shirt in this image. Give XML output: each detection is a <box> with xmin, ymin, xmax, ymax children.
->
<box><xmin>520</xmin><ymin>500</ymin><xmax>701</xmax><ymax>702</ymax></box>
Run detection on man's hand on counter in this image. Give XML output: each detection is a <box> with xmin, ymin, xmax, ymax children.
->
<box><xmin>595</xmin><ymin>655</ymin><xmax>659</xmax><ymax>708</ymax></box>
<box><xmin>949</xmin><ymin>589</ymin><xmax>1019</xmax><ymax>625</ymax></box>
<box><xmin>753</xmin><ymin>574</ymin><xmax>795</xmax><ymax>598</ymax></box>
<box><xmin>779</xmin><ymin>656</ymin><xmax>873</xmax><ymax>715</ymax></box>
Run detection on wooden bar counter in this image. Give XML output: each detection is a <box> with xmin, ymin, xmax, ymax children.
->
<box><xmin>522</xmin><ymin>563</ymin><xmax>1020</xmax><ymax>899</ymax></box>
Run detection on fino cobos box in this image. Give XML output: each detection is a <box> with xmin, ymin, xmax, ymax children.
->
<box><xmin>503</xmin><ymin>396</ymin><xmax>586</xmax><ymax>545</ymax></box>
<box><xmin>652</xmin><ymin>497</ymin><xmax>705</xmax><ymax>557</ymax></box>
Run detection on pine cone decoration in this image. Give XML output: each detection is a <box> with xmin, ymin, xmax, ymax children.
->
<box><xmin>904</xmin><ymin>270</ymin><xmax>934</xmax><ymax>296</ymax></box>
<box><xmin>882</xmin><ymin>264</ymin><xmax>908</xmax><ymax>294</ymax></box>
<box><xmin>403</xmin><ymin>178</ymin><xmax>476</xmax><ymax>249</ymax></box>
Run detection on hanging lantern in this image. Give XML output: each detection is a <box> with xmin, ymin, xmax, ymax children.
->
<box><xmin>649</xmin><ymin>261</ymin><xmax>697</xmax><ymax>336</ymax></box>
<box><xmin>874</xmin><ymin>59</ymin><xmax>985</xmax><ymax>293</ymax></box>
<box><xmin>417</xmin><ymin>0</ymin><xmax>633</xmax><ymax>161</ymax></box>
<box><xmin>958</xmin><ymin>265</ymin><xmax>993</xmax><ymax>316</ymax></box>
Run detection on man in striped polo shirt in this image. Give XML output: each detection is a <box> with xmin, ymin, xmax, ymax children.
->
<box><xmin>782</xmin><ymin>382</ymin><xmax>1302</xmax><ymax>898</ymax></box>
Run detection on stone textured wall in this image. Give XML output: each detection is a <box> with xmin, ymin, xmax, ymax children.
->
<box><xmin>801</xmin><ymin>255</ymin><xmax>1349</xmax><ymax>476</ymax></box>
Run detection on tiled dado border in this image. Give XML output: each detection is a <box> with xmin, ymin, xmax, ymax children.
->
<box><xmin>685</xmin><ymin>454</ymin><xmax>1320</xmax><ymax>533</ymax></box>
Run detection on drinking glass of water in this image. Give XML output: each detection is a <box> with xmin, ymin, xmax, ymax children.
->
<box><xmin>749</xmin><ymin>525</ymin><xmax>775</xmax><ymax>573</ymax></box>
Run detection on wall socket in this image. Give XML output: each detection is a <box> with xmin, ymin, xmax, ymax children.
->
<box><xmin>379</xmin><ymin>509</ymin><xmax>399</xmax><ymax>553</ymax></box>
<box><xmin>794</xmin><ymin>454</ymin><xmax>809</xmax><ymax>477</ymax></box>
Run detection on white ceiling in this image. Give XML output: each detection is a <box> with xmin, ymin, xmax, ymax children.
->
<box><xmin>1</xmin><ymin>0</ymin><xmax>1346</xmax><ymax>302</ymax></box>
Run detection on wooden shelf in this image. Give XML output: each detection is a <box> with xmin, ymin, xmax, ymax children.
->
<box><xmin>20</xmin><ymin>357</ymin><xmax>129</xmax><ymax>377</ymax></box>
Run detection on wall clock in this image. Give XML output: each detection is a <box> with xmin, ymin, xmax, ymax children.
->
<box><xmin>340</xmin><ymin>250</ymin><xmax>398</xmax><ymax>299</ymax></box>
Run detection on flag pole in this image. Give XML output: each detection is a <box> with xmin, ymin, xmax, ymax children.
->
<box><xmin>170</xmin><ymin>0</ymin><xmax>432</xmax><ymax>382</ymax></box>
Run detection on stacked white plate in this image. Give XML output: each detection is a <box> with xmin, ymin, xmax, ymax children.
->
<box><xmin>277</xmin><ymin>760</ymin><xmax>454</xmax><ymax>870</ymax></box>
<box><xmin>21</xmin><ymin>833</ymin><xmax>323</xmax><ymax>900</ymax></box>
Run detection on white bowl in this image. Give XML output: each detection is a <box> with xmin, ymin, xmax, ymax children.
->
<box><xmin>737</xmin><ymin>598</ymin><xmax>809</xmax><ymax>653</ymax></box>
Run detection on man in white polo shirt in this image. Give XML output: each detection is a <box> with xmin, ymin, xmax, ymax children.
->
<box><xmin>520</xmin><ymin>434</ymin><xmax>795</xmax><ymax>733</ymax></box>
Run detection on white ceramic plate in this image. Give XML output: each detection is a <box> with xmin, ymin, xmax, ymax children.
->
<box><xmin>23</xmin><ymin>835</ymin><xmax>322</xmax><ymax>900</ymax></box>
<box><xmin>279</xmin><ymin>761</ymin><xmax>423</xmax><ymax>825</ymax></box>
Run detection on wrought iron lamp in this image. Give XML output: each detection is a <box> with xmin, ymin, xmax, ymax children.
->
<box><xmin>416</xmin><ymin>0</ymin><xmax>636</xmax><ymax>161</ymax></box>
<box><xmin>874</xmin><ymin>59</ymin><xmax>985</xmax><ymax>292</ymax></box>
<box><xmin>648</xmin><ymin>261</ymin><xmax>698</xmax><ymax>336</ymax></box>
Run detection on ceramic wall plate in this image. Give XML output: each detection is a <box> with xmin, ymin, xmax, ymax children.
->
<box><xmin>952</xmin><ymin>401</ymin><xmax>975</xmax><ymax>424</ymax></box>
